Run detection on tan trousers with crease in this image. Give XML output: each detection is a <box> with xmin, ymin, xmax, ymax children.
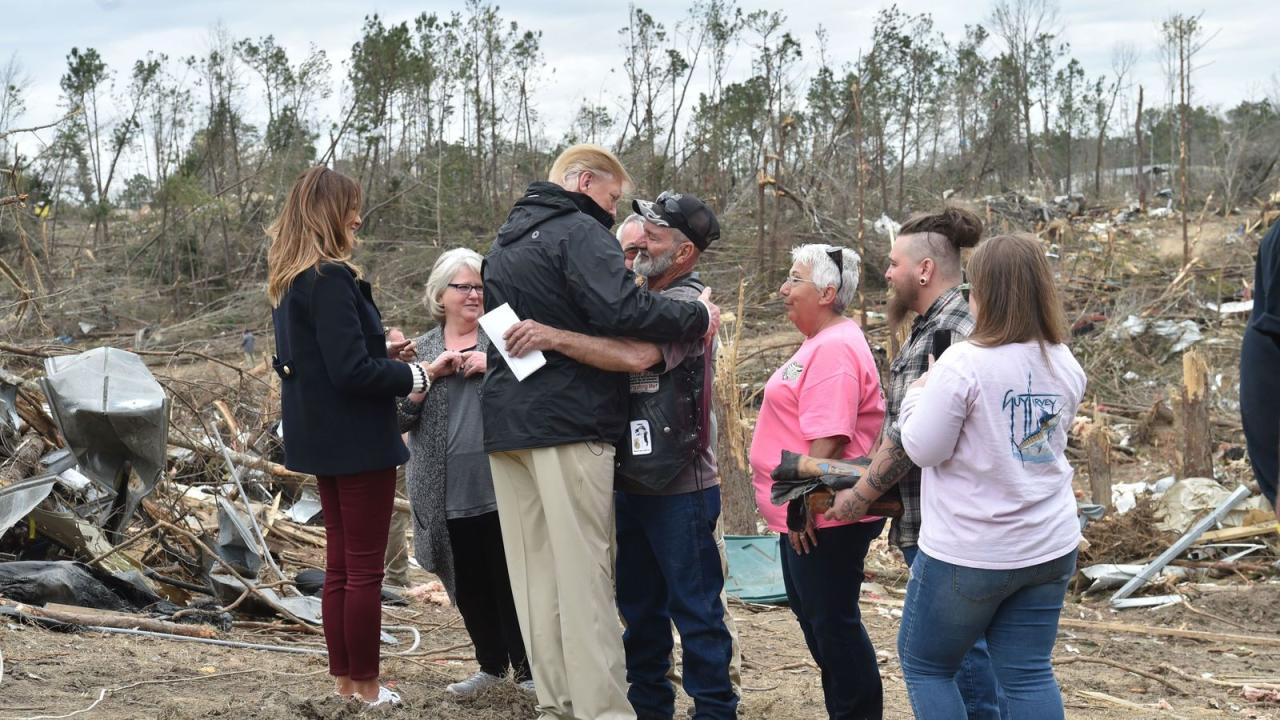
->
<box><xmin>489</xmin><ymin>441</ymin><xmax>635</xmax><ymax>720</ymax></box>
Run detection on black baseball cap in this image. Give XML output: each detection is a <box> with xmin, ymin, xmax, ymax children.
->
<box><xmin>632</xmin><ymin>191</ymin><xmax>720</xmax><ymax>251</ymax></box>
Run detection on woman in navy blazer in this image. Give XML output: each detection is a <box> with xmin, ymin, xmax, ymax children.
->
<box><xmin>267</xmin><ymin>166</ymin><xmax>430</xmax><ymax>708</ymax></box>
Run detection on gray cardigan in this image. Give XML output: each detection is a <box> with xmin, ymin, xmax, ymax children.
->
<box><xmin>395</xmin><ymin>325</ymin><xmax>491</xmax><ymax>601</ymax></box>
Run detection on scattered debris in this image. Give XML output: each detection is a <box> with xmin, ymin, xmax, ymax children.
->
<box><xmin>405</xmin><ymin>580</ymin><xmax>451</xmax><ymax>607</ymax></box>
<box><xmin>1110</xmin><ymin>485</ymin><xmax>1251</xmax><ymax>605</ymax></box>
<box><xmin>1156</xmin><ymin>477</ymin><xmax>1270</xmax><ymax>533</ymax></box>
<box><xmin>1112</xmin><ymin>315</ymin><xmax>1203</xmax><ymax>356</ymax></box>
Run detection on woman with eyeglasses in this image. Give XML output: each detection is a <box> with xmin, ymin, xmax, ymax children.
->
<box><xmin>748</xmin><ymin>244</ymin><xmax>886</xmax><ymax>719</ymax></box>
<box><xmin>895</xmin><ymin>234</ymin><xmax>1086</xmax><ymax>719</ymax></box>
<box><xmin>396</xmin><ymin>248</ymin><xmax>532</xmax><ymax>697</ymax></box>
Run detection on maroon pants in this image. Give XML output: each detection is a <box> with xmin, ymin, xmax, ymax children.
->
<box><xmin>317</xmin><ymin>468</ymin><xmax>396</xmax><ymax>681</ymax></box>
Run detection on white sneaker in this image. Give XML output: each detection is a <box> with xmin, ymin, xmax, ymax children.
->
<box><xmin>362</xmin><ymin>685</ymin><xmax>402</xmax><ymax>708</ymax></box>
<box><xmin>446</xmin><ymin>671</ymin><xmax>503</xmax><ymax>697</ymax></box>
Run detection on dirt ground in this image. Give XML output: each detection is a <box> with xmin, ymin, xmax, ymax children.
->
<box><xmin>2</xmin><ymin>213</ymin><xmax>1277</xmax><ymax>719</ymax></box>
<box><xmin>2</xmin><ymin>552</ymin><xmax>1278</xmax><ymax>720</ymax></box>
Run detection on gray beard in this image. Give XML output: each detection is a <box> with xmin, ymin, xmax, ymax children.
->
<box><xmin>634</xmin><ymin>249</ymin><xmax>676</xmax><ymax>279</ymax></box>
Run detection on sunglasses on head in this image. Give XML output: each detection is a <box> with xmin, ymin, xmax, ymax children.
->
<box><xmin>827</xmin><ymin>248</ymin><xmax>843</xmax><ymax>291</ymax></box>
<box><xmin>655</xmin><ymin>190</ymin><xmax>683</xmax><ymax>216</ymax></box>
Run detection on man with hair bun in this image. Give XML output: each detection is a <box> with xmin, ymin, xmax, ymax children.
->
<box><xmin>826</xmin><ymin>206</ymin><xmax>1004</xmax><ymax>718</ymax></box>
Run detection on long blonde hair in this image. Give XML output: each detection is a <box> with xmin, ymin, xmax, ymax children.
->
<box><xmin>266</xmin><ymin>166</ymin><xmax>363</xmax><ymax>306</ymax></box>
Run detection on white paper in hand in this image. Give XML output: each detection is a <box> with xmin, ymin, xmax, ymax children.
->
<box><xmin>478</xmin><ymin>303</ymin><xmax>546</xmax><ymax>382</ymax></box>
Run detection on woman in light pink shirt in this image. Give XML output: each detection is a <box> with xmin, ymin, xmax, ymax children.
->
<box><xmin>897</xmin><ymin>234</ymin><xmax>1085</xmax><ymax>720</ymax></box>
<box><xmin>749</xmin><ymin>244</ymin><xmax>885</xmax><ymax>719</ymax></box>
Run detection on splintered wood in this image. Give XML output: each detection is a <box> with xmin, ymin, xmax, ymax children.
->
<box><xmin>1179</xmin><ymin>349</ymin><xmax>1213</xmax><ymax>479</ymax></box>
<box><xmin>1085</xmin><ymin>410</ymin><xmax>1113</xmax><ymax>510</ymax></box>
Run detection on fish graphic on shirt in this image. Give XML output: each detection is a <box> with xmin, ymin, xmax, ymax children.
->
<box><xmin>1002</xmin><ymin>374</ymin><xmax>1064</xmax><ymax>464</ymax></box>
<box><xmin>1017</xmin><ymin>410</ymin><xmax>1061</xmax><ymax>456</ymax></box>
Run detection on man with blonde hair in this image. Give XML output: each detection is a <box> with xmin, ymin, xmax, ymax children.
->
<box><xmin>483</xmin><ymin>145</ymin><xmax>720</xmax><ymax>720</ymax></box>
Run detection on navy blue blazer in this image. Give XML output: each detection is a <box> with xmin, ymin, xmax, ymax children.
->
<box><xmin>272</xmin><ymin>262</ymin><xmax>412</xmax><ymax>476</ymax></box>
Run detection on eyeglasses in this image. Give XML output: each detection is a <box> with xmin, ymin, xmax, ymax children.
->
<box><xmin>448</xmin><ymin>283</ymin><xmax>483</xmax><ymax>296</ymax></box>
<box><xmin>783</xmin><ymin>275</ymin><xmax>820</xmax><ymax>287</ymax></box>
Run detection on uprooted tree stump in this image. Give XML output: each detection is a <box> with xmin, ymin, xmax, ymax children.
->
<box><xmin>1179</xmin><ymin>348</ymin><xmax>1213</xmax><ymax>479</ymax></box>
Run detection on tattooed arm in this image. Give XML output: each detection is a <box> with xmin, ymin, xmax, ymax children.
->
<box><xmin>824</xmin><ymin>437</ymin><xmax>916</xmax><ymax>522</ymax></box>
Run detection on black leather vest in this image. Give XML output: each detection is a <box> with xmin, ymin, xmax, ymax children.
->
<box><xmin>614</xmin><ymin>275</ymin><xmax>710</xmax><ymax>491</ymax></box>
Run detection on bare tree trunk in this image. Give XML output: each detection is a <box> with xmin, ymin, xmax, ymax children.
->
<box><xmin>1135</xmin><ymin>85</ymin><xmax>1147</xmax><ymax>211</ymax></box>
<box><xmin>1178</xmin><ymin>32</ymin><xmax>1191</xmax><ymax>265</ymax></box>
<box><xmin>853</xmin><ymin>79</ymin><xmax>867</xmax><ymax>325</ymax></box>
<box><xmin>756</xmin><ymin>145</ymin><xmax>766</xmax><ymax>274</ymax></box>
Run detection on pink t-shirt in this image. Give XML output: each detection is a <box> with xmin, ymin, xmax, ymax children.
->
<box><xmin>749</xmin><ymin>318</ymin><xmax>886</xmax><ymax>533</ymax></box>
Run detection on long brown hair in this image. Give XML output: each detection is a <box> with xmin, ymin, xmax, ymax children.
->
<box><xmin>266</xmin><ymin>166</ymin><xmax>363</xmax><ymax>306</ymax></box>
<box><xmin>967</xmin><ymin>234</ymin><xmax>1067</xmax><ymax>347</ymax></box>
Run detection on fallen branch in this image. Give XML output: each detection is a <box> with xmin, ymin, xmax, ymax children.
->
<box><xmin>2</xmin><ymin>599</ymin><xmax>216</xmax><ymax>639</ymax></box>
<box><xmin>1074</xmin><ymin>690</ymin><xmax>1187</xmax><ymax>719</ymax></box>
<box><xmin>1054</xmin><ymin>655</ymin><xmax>1183</xmax><ymax>694</ymax></box>
<box><xmin>1057</xmin><ymin>617</ymin><xmax>1280</xmax><ymax>647</ymax></box>
<box><xmin>86</xmin><ymin>522</ymin><xmax>162</xmax><ymax>567</ymax></box>
<box><xmin>153</xmin><ymin>519</ymin><xmax>322</xmax><ymax>635</ymax></box>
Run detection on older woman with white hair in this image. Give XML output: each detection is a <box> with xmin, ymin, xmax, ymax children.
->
<box><xmin>748</xmin><ymin>244</ymin><xmax>887</xmax><ymax>719</ymax></box>
<box><xmin>397</xmin><ymin>248</ymin><xmax>531</xmax><ymax>697</ymax></box>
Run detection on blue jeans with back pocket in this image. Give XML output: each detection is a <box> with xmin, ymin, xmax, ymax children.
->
<box><xmin>901</xmin><ymin>545</ymin><xmax>1004</xmax><ymax>720</ymax></box>
<box><xmin>898</xmin><ymin>548</ymin><xmax>1078</xmax><ymax>720</ymax></box>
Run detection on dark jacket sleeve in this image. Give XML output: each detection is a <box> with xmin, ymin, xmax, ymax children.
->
<box><xmin>309</xmin><ymin>269</ymin><xmax>414</xmax><ymax>396</ymax></box>
<box><xmin>1252</xmin><ymin>220</ymin><xmax>1280</xmax><ymax>338</ymax></box>
<box><xmin>562</xmin><ymin>224</ymin><xmax>708</xmax><ymax>342</ymax></box>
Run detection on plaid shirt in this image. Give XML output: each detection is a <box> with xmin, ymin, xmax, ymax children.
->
<box><xmin>885</xmin><ymin>286</ymin><xmax>974</xmax><ymax>549</ymax></box>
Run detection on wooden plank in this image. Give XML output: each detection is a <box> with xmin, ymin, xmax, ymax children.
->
<box><xmin>1195</xmin><ymin>522</ymin><xmax>1280</xmax><ymax>544</ymax></box>
<box><xmin>1058</xmin><ymin>616</ymin><xmax>1280</xmax><ymax>648</ymax></box>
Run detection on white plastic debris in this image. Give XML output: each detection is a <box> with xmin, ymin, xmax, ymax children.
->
<box><xmin>1154</xmin><ymin>477</ymin><xmax>1266</xmax><ymax>533</ymax></box>
<box><xmin>1114</xmin><ymin>315</ymin><xmax>1202</xmax><ymax>354</ymax></box>
<box><xmin>873</xmin><ymin>214</ymin><xmax>901</xmax><ymax>242</ymax></box>
<box><xmin>1152</xmin><ymin>319</ymin><xmax>1202</xmax><ymax>353</ymax></box>
<box><xmin>1203</xmin><ymin>300</ymin><xmax>1254</xmax><ymax>315</ymax></box>
<box><xmin>1081</xmin><ymin>563</ymin><xmax>1187</xmax><ymax>593</ymax></box>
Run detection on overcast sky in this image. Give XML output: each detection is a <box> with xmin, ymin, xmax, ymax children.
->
<box><xmin>4</xmin><ymin>0</ymin><xmax>1278</xmax><ymax>150</ymax></box>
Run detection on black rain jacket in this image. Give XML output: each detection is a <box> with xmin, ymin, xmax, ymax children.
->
<box><xmin>481</xmin><ymin>182</ymin><xmax>709</xmax><ymax>453</ymax></box>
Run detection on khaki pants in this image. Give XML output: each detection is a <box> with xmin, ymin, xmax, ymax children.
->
<box><xmin>489</xmin><ymin>442</ymin><xmax>634</xmax><ymax>720</ymax></box>
<box><xmin>383</xmin><ymin>468</ymin><xmax>411</xmax><ymax>588</ymax></box>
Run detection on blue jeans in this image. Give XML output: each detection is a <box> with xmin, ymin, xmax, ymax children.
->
<box><xmin>898</xmin><ymin>549</ymin><xmax>1078</xmax><ymax>720</ymax></box>
<box><xmin>780</xmin><ymin>520</ymin><xmax>886</xmax><ymax>720</ymax></box>
<box><xmin>616</xmin><ymin>487</ymin><xmax>737</xmax><ymax>720</ymax></box>
<box><xmin>901</xmin><ymin>546</ymin><xmax>1004</xmax><ymax>720</ymax></box>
